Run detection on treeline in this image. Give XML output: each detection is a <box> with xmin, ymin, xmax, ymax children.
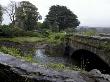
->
<box><xmin>0</xmin><ymin>1</ymin><xmax>80</xmax><ymax>37</ymax></box>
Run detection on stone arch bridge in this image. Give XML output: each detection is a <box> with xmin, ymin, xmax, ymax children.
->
<box><xmin>65</xmin><ymin>34</ymin><xmax>110</xmax><ymax>68</ymax></box>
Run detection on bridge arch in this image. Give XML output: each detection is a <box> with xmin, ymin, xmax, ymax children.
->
<box><xmin>71</xmin><ymin>49</ymin><xmax>110</xmax><ymax>74</ymax></box>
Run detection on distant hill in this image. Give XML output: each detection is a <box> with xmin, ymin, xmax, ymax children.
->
<box><xmin>77</xmin><ymin>26</ymin><xmax>110</xmax><ymax>33</ymax></box>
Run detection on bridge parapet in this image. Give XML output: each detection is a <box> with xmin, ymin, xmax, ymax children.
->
<box><xmin>69</xmin><ymin>34</ymin><xmax>110</xmax><ymax>51</ymax></box>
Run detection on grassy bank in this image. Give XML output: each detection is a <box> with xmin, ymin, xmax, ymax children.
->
<box><xmin>0</xmin><ymin>32</ymin><xmax>65</xmax><ymax>44</ymax></box>
<box><xmin>0</xmin><ymin>37</ymin><xmax>46</xmax><ymax>43</ymax></box>
<box><xmin>0</xmin><ymin>46</ymin><xmax>82</xmax><ymax>72</ymax></box>
<box><xmin>0</xmin><ymin>46</ymin><xmax>34</xmax><ymax>62</ymax></box>
<box><xmin>0</xmin><ymin>32</ymin><xmax>83</xmax><ymax>71</ymax></box>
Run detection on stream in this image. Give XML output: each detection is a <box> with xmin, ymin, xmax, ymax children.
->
<box><xmin>34</xmin><ymin>49</ymin><xmax>70</xmax><ymax>65</ymax></box>
<box><xmin>34</xmin><ymin>48</ymin><xmax>110</xmax><ymax>74</ymax></box>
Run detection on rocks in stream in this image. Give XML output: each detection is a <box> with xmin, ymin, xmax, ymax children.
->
<box><xmin>81</xmin><ymin>69</ymin><xmax>110</xmax><ymax>82</ymax></box>
<box><xmin>0</xmin><ymin>52</ymin><xmax>110</xmax><ymax>82</ymax></box>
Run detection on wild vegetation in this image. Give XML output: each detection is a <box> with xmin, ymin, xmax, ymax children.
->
<box><xmin>0</xmin><ymin>46</ymin><xmax>33</xmax><ymax>62</ymax></box>
<box><xmin>45</xmin><ymin>63</ymin><xmax>82</xmax><ymax>71</ymax></box>
<box><xmin>0</xmin><ymin>1</ymin><xmax>81</xmax><ymax>71</ymax></box>
<box><xmin>44</xmin><ymin>5</ymin><xmax>80</xmax><ymax>32</ymax></box>
<box><xmin>0</xmin><ymin>32</ymin><xmax>65</xmax><ymax>44</ymax></box>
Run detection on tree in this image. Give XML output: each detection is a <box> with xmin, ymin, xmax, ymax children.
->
<box><xmin>45</xmin><ymin>5</ymin><xmax>80</xmax><ymax>32</ymax></box>
<box><xmin>16</xmin><ymin>1</ymin><xmax>40</xmax><ymax>31</ymax></box>
<box><xmin>3</xmin><ymin>1</ymin><xmax>16</xmax><ymax>25</ymax></box>
<box><xmin>0</xmin><ymin>5</ymin><xmax>3</xmax><ymax>24</ymax></box>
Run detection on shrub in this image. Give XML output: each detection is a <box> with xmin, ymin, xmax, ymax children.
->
<box><xmin>0</xmin><ymin>46</ymin><xmax>21</xmax><ymax>57</ymax></box>
<box><xmin>0</xmin><ymin>25</ymin><xmax>25</xmax><ymax>37</ymax></box>
<box><xmin>0</xmin><ymin>46</ymin><xmax>33</xmax><ymax>62</ymax></box>
<box><xmin>0</xmin><ymin>25</ymin><xmax>13</xmax><ymax>37</ymax></box>
<box><xmin>0</xmin><ymin>25</ymin><xmax>42</xmax><ymax>37</ymax></box>
<box><xmin>46</xmin><ymin>63</ymin><xmax>81</xmax><ymax>71</ymax></box>
<box><xmin>11</xmin><ymin>27</ymin><xmax>24</xmax><ymax>36</ymax></box>
<box><xmin>23</xmin><ymin>31</ymin><xmax>39</xmax><ymax>37</ymax></box>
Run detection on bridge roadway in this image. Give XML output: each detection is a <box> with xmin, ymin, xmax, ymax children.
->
<box><xmin>65</xmin><ymin>34</ymin><xmax>110</xmax><ymax>67</ymax></box>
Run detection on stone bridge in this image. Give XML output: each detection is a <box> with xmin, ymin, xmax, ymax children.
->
<box><xmin>65</xmin><ymin>34</ymin><xmax>110</xmax><ymax>72</ymax></box>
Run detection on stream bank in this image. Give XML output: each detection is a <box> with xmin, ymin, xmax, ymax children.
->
<box><xmin>0</xmin><ymin>52</ymin><xmax>110</xmax><ymax>82</ymax></box>
<box><xmin>0</xmin><ymin>39</ymin><xmax>110</xmax><ymax>82</ymax></box>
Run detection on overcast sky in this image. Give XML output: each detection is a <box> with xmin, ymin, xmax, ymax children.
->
<box><xmin>0</xmin><ymin>0</ymin><xmax>110</xmax><ymax>27</ymax></box>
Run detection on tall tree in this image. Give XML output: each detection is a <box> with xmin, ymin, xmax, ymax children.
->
<box><xmin>3</xmin><ymin>1</ymin><xmax>16</xmax><ymax>25</ymax></box>
<box><xmin>0</xmin><ymin>5</ymin><xmax>3</xmax><ymax>24</ymax></box>
<box><xmin>45</xmin><ymin>5</ymin><xmax>80</xmax><ymax>32</ymax></box>
<box><xmin>16</xmin><ymin>1</ymin><xmax>40</xmax><ymax>31</ymax></box>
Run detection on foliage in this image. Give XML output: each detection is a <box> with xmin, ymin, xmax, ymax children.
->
<box><xmin>0</xmin><ymin>25</ymin><xmax>24</xmax><ymax>37</ymax></box>
<box><xmin>99</xmin><ymin>41</ymin><xmax>110</xmax><ymax>52</ymax></box>
<box><xmin>37</xmin><ymin>22</ymin><xmax>43</xmax><ymax>29</ymax></box>
<box><xmin>0</xmin><ymin>32</ymin><xmax>66</xmax><ymax>44</ymax></box>
<box><xmin>16</xmin><ymin>1</ymin><xmax>40</xmax><ymax>31</ymax></box>
<box><xmin>12</xmin><ymin>27</ymin><xmax>25</xmax><ymax>36</ymax></box>
<box><xmin>11</xmin><ymin>37</ymin><xmax>46</xmax><ymax>43</ymax></box>
<box><xmin>46</xmin><ymin>63</ymin><xmax>81</xmax><ymax>71</ymax></box>
<box><xmin>0</xmin><ymin>46</ymin><xmax>21</xmax><ymax>56</ymax></box>
<box><xmin>0</xmin><ymin>5</ymin><xmax>3</xmax><ymax>24</ymax></box>
<box><xmin>0</xmin><ymin>46</ymin><xmax>33</xmax><ymax>62</ymax></box>
<box><xmin>36</xmin><ymin>22</ymin><xmax>49</xmax><ymax>32</ymax></box>
<box><xmin>0</xmin><ymin>25</ymin><xmax>14</xmax><ymax>37</ymax></box>
<box><xmin>46</xmin><ymin>32</ymin><xmax>65</xmax><ymax>43</ymax></box>
<box><xmin>0</xmin><ymin>37</ymin><xmax>46</xmax><ymax>43</ymax></box>
<box><xmin>0</xmin><ymin>24</ymin><xmax>45</xmax><ymax>37</ymax></box>
<box><xmin>46</xmin><ymin>63</ymin><xmax>65</xmax><ymax>71</ymax></box>
<box><xmin>45</xmin><ymin>5</ymin><xmax>80</xmax><ymax>32</ymax></box>
<box><xmin>39</xmin><ymin>21</ymin><xmax>50</xmax><ymax>30</ymax></box>
<box><xmin>0</xmin><ymin>43</ymin><xmax>82</xmax><ymax>71</ymax></box>
<box><xmin>21</xmin><ymin>31</ymin><xmax>41</xmax><ymax>37</ymax></box>
<box><xmin>65</xmin><ymin>28</ymin><xmax>77</xmax><ymax>33</ymax></box>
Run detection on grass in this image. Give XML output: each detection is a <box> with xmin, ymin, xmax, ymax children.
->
<box><xmin>0</xmin><ymin>46</ymin><xmax>82</xmax><ymax>72</ymax></box>
<box><xmin>0</xmin><ymin>46</ymin><xmax>34</xmax><ymax>62</ymax></box>
<box><xmin>45</xmin><ymin>63</ymin><xmax>82</xmax><ymax>71</ymax></box>
<box><xmin>0</xmin><ymin>32</ymin><xmax>66</xmax><ymax>44</ymax></box>
<box><xmin>0</xmin><ymin>32</ymin><xmax>66</xmax><ymax>62</ymax></box>
<box><xmin>46</xmin><ymin>32</ymin><xmax>65</xmax><ymax>44</ymax></box>
<box><xmin>0</xmin><ymin>37</ymin><xmax>46</xmax><ymax>43</ymax></box>
<box><xmin>0</xmin><ymin>34</ymin><xmax>84</xmax><ymax>72</ymax></box>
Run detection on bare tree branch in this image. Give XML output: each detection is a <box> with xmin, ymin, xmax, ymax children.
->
<box><xmin>3</xmin><ymin>1</ymin><xmax>16</xmax><ymax>25</ymax></box>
